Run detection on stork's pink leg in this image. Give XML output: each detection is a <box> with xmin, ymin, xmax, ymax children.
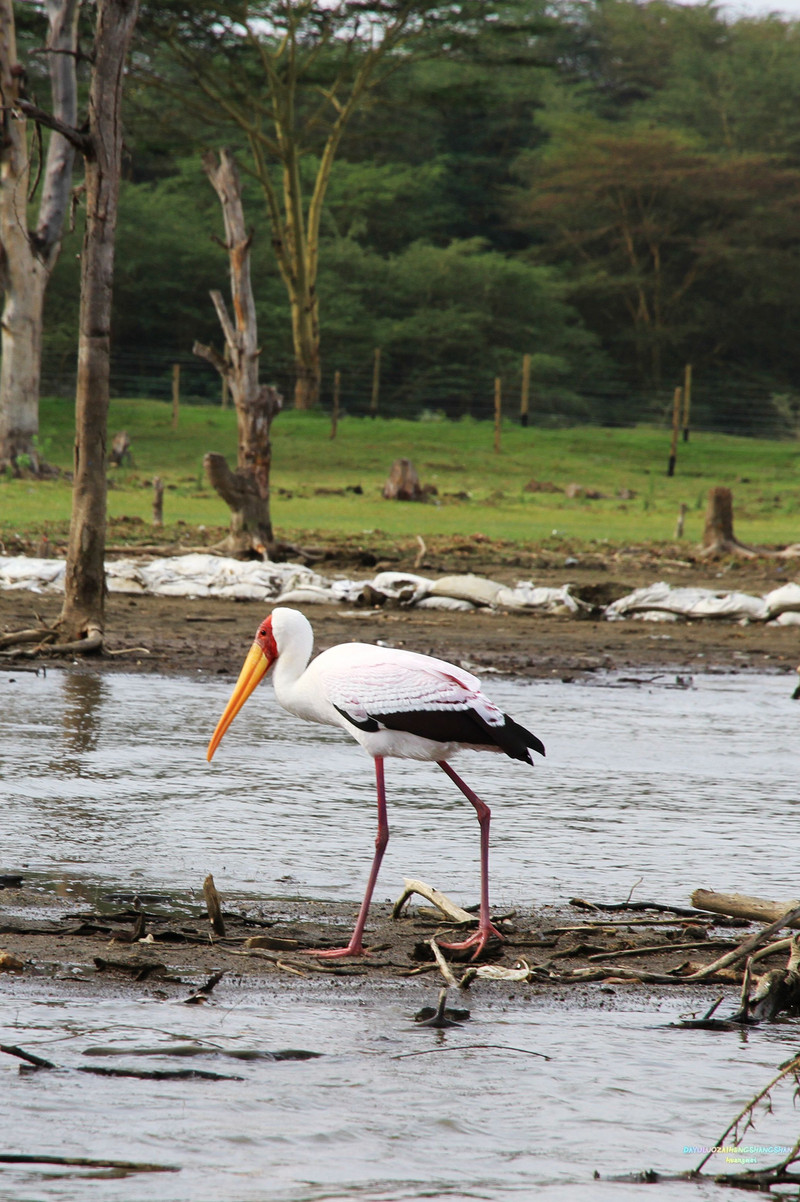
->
<box><xmin>435</xmin><ymin>760</ymin><xmax>503</xmax><ymax>959</ymax></box>
<box><xmin>304</xmin><ymin>756</ymin><xmax>389</xmax><ymax>958</ymax></box>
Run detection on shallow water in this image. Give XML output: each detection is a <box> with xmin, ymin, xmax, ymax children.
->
<box><xmin>1</xmin><ymin>668</ymin><xmax>796</xmax><ymax>908</ymax></box>
<box><xmin>1</xmin><ymin>667</ymin><xmax>798</xmax><ymax>1200</ymax></box>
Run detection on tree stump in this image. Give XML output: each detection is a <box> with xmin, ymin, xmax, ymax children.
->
<box><xmin>382</xmin><ymin>458</ymin><xmax>422</xmax><ymax>501</ymax></box>
<box><xmin>151</xmin><ymin>475</ymin><xmax>164</xmax><ymax>527</ymax></box>
<box><xmin>699</xmin><ymin>487</ymin><xmax>756</xmax><ymax>558</ymax></box>
<box><xmin>109</xmin><ymin>430</ymin><xmax>131</xmax><ymax>466</ymax></box>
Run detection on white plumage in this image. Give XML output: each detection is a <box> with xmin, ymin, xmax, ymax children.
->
<box><xmin>208</xmin><ymin>607</ymin><xmax>545</xmax><ymax>960</ymax></box>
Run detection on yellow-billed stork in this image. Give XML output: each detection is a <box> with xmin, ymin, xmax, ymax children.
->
<box><xmin>207</xmin><ymin>608</ymin><xmax>544</xmax><ymax>959</ymax></box>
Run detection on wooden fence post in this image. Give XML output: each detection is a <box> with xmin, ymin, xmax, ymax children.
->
<box><xmin>172</xmin><ymin>364</ymin><xmax>180</xmax><ymax>430</ymax></box>
<box><xmin>520</xmin><ymin>353</ymin><xmax>531</xmax><ymax>427</ymax></box>
<box><xmin>494</xmin><ymin>377</ymin><xmax>502</xmax><ymax>453</ymax></box>
<box><xmin>331</xmin><ymin>370</ymin><xmax>340</xmax><ymax>440</ymax></box>
<box><xmin>152</xmin><ymin>476</ymin><xmax>164</xmax><ymax>527</ymax></box>
<box><xmin>682</xmin><ymin>363</ymin><xmax>692</xmax><ymax>442</ymax></box>
<box><xmin>370</xmin><ymin>347</ymin><xmax>381</xmax><ymax>418</ymax></box>
<box><xmin>667</xmin><ymin>385</ymin><xmax>681</xmax><ymax>476</ymax></box>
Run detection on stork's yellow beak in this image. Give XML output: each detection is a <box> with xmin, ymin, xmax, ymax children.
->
<box><xmin>207</xmin><ymin>642</ymin><xmax>271</xmax><ymax>761</ymax></box>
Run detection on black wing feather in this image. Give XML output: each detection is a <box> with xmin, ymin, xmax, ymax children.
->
<box><xmin>335</xmin><ymin>703</ymin><xmax>544</xmax><ymax>765</ymax></box>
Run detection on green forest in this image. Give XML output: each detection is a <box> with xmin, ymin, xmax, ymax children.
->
<box><xmin>29</xmin><ymin>0</ymin><xmax>800</xmax><ymax>436</ymax></box>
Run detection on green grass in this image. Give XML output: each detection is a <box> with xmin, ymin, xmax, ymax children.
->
<box><xmin>2</xmin><ymin>396</ymin><xmax>799</xmax><ymax>550</ymax></box>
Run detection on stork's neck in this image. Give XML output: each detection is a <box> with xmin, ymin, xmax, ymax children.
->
<box><xmin>270</xmin><ymin>608</ymin><xmax>315</xmax><ymax>713</ymax></box>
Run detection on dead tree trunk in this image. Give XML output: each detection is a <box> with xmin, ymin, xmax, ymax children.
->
<box><xmin>0</xmin><ymin>0</ymin><xmax>79</xmax><ymax>474</ymax></box>
<box><xmin>699</xmin><ymin>487</ymin><xmax>757</xmax><ymax>558</ymax></box>
<box><xmin>193</xmin><ymin>148</ymin><xmax>282</xmax><ymax>557</ymax></box>
<box><xmin>60</xmin><ymin>0</ymin><xmax>139</xmax><ymax>643</ymax></box>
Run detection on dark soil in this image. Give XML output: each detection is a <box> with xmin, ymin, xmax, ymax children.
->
<box><xmin>0</xmin><ymin>546</ymin><xmax>798</xmax><ymax>681</ymax></box>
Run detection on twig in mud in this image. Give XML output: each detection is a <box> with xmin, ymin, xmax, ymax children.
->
<box><xmin>216</xmin><ymin>945</ymin><xmax>308</xmax><ymax>975</ymax></box>
<box><xmin>393</xmin><ymin>1043</ymin><xmax>551</xmax><ymax>1062</ymax></box>
<box><xmin>203</xmin><ymin>874</ymin><xmax>226</xmax><ymax>937</ymax></box>
<box><xmin>624</xmin><ymin>878</ymin><xmax>644</xmax><ymax>905</ymax></box>
<box><xmin>750</xmin><ymin>937</ymin><xmax>792</xmax><ymax>964</ymax></box>
<box><xmin>427</xmin><ymin>938</ymin><xmax>459</xmax><ymax>988</ymax></box>
<box><xmin>586</xmin><ymin>940</ymin><xmax>732</xmax><ymax>962</ymax></box>
<box><xmin>183</xmin><ymin>969</ymin><xmax>225</xmax><ymax>1004</ymax></box>
<box><xmin>553</xmin><ymin>965</ymin><xmax>710</xmax><ymax>985</ymax></box>
<box><xmin>570</xmin><ymin>897</ymin><xmax>715</xmax><ymax>920</ymax></box>
<box><xmin>550</xmin><ymin>919</ymin><xmax>713</xmax><ymax>933</ymax></box>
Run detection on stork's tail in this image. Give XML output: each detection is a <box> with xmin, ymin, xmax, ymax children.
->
<box><xmin>494</xmin><ymin>714</ymin><xmax>545</xmax><ymax>765</ymax></box>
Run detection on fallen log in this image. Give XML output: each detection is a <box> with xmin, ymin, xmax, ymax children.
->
<box><xmin>692</xmin><ymin>889</ymin><xmax>800</xmax><ymax>928</ymax></box>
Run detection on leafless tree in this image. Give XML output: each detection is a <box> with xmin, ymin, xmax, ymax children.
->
<box><xmin>194</xmin><ymin>148</ymin><xmax>282</xmax><ymax>556</ymax></box>
<box><xmin>0</xmin><ymin>0</ymin><xmax>79</xmax><ymax>473</ymax></box>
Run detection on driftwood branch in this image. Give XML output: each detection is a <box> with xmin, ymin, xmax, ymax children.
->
<box><xmin>686</xmin><ymin>904</ymin><xmax>800</xmax><ymax>981</ymax></box>
<box><xmin>392</xmin><ymin>878</ymin><xmax>475</xmax><ymax>925</ymax></box>
<box><xmin>692</xmin><ymin>889</ymin><xmax>800</xmax><ymax>928</ymax></box>
<box><xmin>0</xmin><ymin>624</ymin><xmax>102</xmax><ymax>656</ymax></box>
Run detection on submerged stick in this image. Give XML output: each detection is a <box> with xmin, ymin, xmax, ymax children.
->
<box><xmin>0</xmin><ymin>1044</ymin><xmax>56</xmax><ymax>1069</ymax></box>
<box><xmin>0</xmin><ymin>1154</ymin><xmax>178</xmax><ymax>1174</ymax></box>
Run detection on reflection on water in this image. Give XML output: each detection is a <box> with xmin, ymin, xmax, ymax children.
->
<box><xmin>0</xmin><ymin>667</ymin><xmax>798</xmax><ymax>1201</ymax></box>
<box><xmin>60</xmin><ymin>672</ymin><xmax>106</xmax><ymax>767</ymax></box>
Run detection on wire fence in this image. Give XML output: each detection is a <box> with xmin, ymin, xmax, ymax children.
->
<box><xmin>40</xmin><ymin>346</ymin><xmax>800</xmax><ymax>440</ymax></box>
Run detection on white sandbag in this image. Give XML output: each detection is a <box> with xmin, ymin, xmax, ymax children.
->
<box><xmin>0</xmin><ymin>556</ymin><xmax>65</xmax><ymax>592</ymax></box>
<box><xmin>773</xmin><ymin>611</ymin><xmax>800</xmax><ymax>625</ymax></box>
<box><xmin>276</xmin><ymin>586</ymin><xmax>343</xmax><ymax>605</ymax></box>
<box><xmin>763</xmin><ymin>582</ymin><xmax>800</xmax><ymax>617</ymax></box>
<box><xmin>496</xmin><ymin>583</ymin><xmax>579</xmax><ymax>613</ymax></box>
<box><xmin>606</xmin><ymin>581</ymin><xmax>768</xmax><ymax>622</ymax></box>
<box><xmin>415</xmin><ymin>595</ymin><xmax>475</xmax><ymax>611</ymax></box>
<box><xmin>429</xmin><ymin>574</ymin><xmax>504</xmax><ymax>606</ymax></box>
<box><xmin>370</xmin><ymin>570</ymin><xmax>433</xmax><ymax>604</ymax></box>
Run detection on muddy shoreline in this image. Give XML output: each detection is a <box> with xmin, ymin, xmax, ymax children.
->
<box><xmin>1</xmin><ymin>551</ymin><xmax>798</xmax><ymax>681</ymax></box>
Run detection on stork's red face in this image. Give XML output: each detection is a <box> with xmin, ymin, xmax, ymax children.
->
<box><xmin>206</xmin><ymin>616</ymin><xmax>279</xmax><ymax>761</ymax></box>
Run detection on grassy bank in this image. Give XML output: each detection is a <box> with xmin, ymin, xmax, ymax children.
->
<box><xmin>1</xmin><ymin>397</ymin><xmax>799</xmax><ymax>550</ymax></box>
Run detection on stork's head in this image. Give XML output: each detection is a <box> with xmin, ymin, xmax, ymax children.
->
<box><xmin>206</xmin><ymin>614</ymin><xmax>279</xmax><ymax>761</ymax></box>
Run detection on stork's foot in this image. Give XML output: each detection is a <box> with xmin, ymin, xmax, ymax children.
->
<box><xmin>303</xmin><ymin>943</ymin><xmax>365</xmax><ymax>959</ymax></box>
<box><xmin>439</xmin><ymin>922</ymin><xmax>504</xmax><ymax>961</ymax></box>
